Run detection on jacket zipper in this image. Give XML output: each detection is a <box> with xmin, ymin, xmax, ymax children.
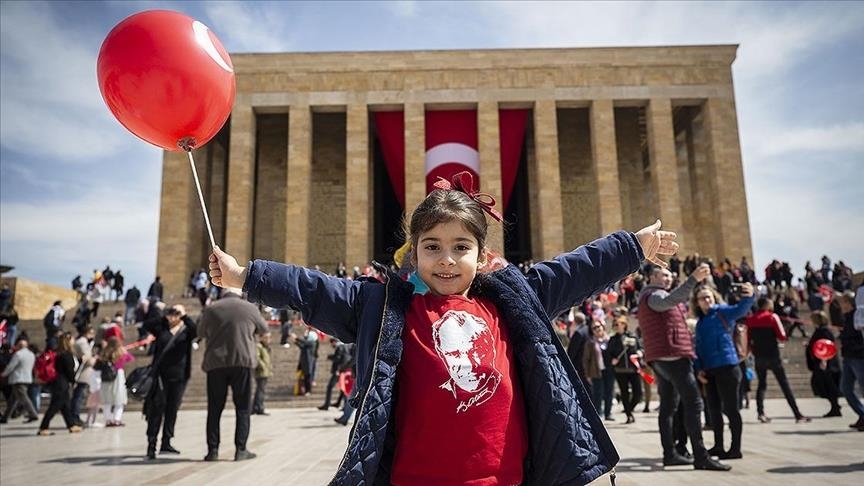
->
<box><xmin>331</xmin><ymin>275</ymin><xmax>391</xmax><ymax>483</ymax></box>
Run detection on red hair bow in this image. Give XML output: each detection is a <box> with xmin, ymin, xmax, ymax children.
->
<box><xmin>432</xmin><ymin>171</ymin><xmax>503</xmax><ymax>222</ymax></box>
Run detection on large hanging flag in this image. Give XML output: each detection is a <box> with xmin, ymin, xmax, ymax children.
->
<box><xmin>374</xmin><ymin>109</ymin><xmax>528</xmax><ymax>211</ymax></box>
<box><xmin>425</xmin><ymin>110</ymin><xmax>479</xmax><ymax>194</ymax></box>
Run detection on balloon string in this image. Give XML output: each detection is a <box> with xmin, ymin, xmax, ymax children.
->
<box><xmin>186</xmin><ymin>149</ymin><xmax>216</xmax><ymax>249</ymax></box>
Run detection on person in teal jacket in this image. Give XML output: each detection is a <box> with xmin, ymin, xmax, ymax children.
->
<box><xmin>692</xmin><ymin>283</ymin><xmax>755</xmax><ymax>460</ymax></box>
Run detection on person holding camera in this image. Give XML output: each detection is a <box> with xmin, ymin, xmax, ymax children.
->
<box><xmin>141</xmin><ymin>305</ymin><xmax>197</xmax><ymax>460</ymax></box>
<box><xmin>637</xmin><ymin>263</ymin><xmax>730</xmax><ymax>471</ymax></box>
<box><xmin>692</xmin><ymin>283</ymin><xmax>755</xmax><ymax>460</ymax></box>
<box><xmin>607</xmin><ymin>316</ymin><xmax>643</xmax><ymax>424</ymax></box>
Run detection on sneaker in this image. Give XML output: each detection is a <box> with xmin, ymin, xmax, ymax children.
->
<box><xmin>334</xmin><ymin>418</ymin><xmax>348</xmax><ymax>426</ymax></box>
<box><xmin>160</xmin><ymin>444</ymin><xmax>180</xmax><ymax>454</ymax></box>
<box><xmin>203</xmin><ymin>450</ymin><xmax>219</xmax><ymax>462</ymax></box>
<box><xmin>37</xmin><ymin>429</ymin><xmax>54</xmax><ymax>436</ymax></box>
<box><xmin>694</xmin><ymin>456</ymin><xmax>731</xmax><ymax>471</ymax></box>
<box><xmin>68</xmin><ymin>425</ymin><xmax>83</xmax><ymax>433</ymax></box>
<box><xmin>234</xmin><ymin>449</ymin><xmax>257</xmax><ymax>461</ymax></box>
<box><xmin>317</xmin><ymin>405</ymin><xmax>329</xmax><ymax>411</ymax></box>
<box><xmin>757</xmin><ymin>414</ymin><xmax>771</xmax><ymax>423</ymax></box>
<box><xmin>795</xmin><ymin>416</ymin><xmax>812</xmax><ymax>424</ymax></box>
<box><xmin>663</xmin><ymin>453</ymin><xmax>694</xmax><ymax>466</ymax></box>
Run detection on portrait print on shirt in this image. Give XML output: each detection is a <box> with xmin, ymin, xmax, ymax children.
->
<box><xmin>431</xmin><ymin>310</ymin><xmax>502</xmax><ymax>412</ymax></box>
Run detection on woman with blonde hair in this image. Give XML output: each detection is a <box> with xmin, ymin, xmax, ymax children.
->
<box><xmin>37</xmin><ymin>333</ymin><xmax>83</xmax><ymax>435</ymax></box>
<box><xmin>96</xmin><ymin>337</ymin><xmax>133</xmax><ymax>426</ymax></box>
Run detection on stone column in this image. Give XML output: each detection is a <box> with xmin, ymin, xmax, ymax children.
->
<box><xmin>156</xmin><ymin>150</ymin><xmax>193</xmax><ymax>297</ymax></box>
<box><xmin>345</xmin><ymin>104</ymin><xmax>371</xmax><ymax>268</ymax></box>
<box><xmin>208</xmin><ymin>140</ymin><xmax>228</xmax><ymax>247</ymax></box>
<box><xmin>702</xmin><ymin>97</ymin><xmax>753</xmax><ymax>261</ymax></box>
<box><xmin>478</xmin><ymin>102</ymin><xmax>504</xmax><ymax>253</ymax></box>
<box><xmin>646</xmin><ymin>98</ymin><xmax>685</xmax><ymax>244</ymax></box>
<box><xmin>225</xmin><ymin>97</ymin><xmax>256</xmax><ymax>265</ymax></box>
<box><xmin>285</xmin><ymin>105</ymin><xmax>312</xmax><ymax>265</ymax></box>
<box><xmin>690</xmin><ymin>110</ymin><xmax>719</xmax><ymax>258</ymax></box>
<box><xmin>532</xmin><ymin>100</ymin><xmax>565</xmax><ymax>259</ymax></box>
<box><xmin>590</xmin><ymin>99</ymin><xmax>624</xmax><ymax>235</ymax></box>
<box><xmin>404</xmin><ymin>103</ymin><xmax>426</xmax><ymax>214</ymax></box>
<box><xmin>187</xmin><ymin>145</ymin><xmax>210</xmax><ymax>273</ymax></box>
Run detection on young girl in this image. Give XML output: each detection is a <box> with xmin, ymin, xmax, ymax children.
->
<box><xmin>85</xmin><ymin>361</ymin><xmax>102</xmax><ymax>427</ymax></box>
<box><xmin>97</xmin><ymin>337</ymin><xmax>133</xmax><ymax>426</ymax></box>
<box><xmin>209</xmin><ymin>172</ymin><xmax>677</xmax><ymax>485</ymax></box>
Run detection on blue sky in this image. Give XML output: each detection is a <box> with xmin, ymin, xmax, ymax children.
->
<box><xmin>1</xmin><ymin>0</ymin><xmax>863</xmax><ymax>291</ymax></box>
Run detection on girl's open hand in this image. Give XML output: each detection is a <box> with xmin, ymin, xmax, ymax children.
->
<box><xmin>209</xmin><ymin>246</ymin><xmax>247</xmax><ymax>289</ymax></box>
<box><xmin>635</xmin><ymin>220</ymin><xmax>679</xmax><ymax>268</ymax></box>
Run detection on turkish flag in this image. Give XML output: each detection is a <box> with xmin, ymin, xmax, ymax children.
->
<box><xmin>425</xmin><ymin>110</ymin><xmax>478</xmax><ymax>194</ymax></box>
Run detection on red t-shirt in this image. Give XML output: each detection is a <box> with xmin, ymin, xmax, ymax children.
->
<box><xmin>392</xmin><ymin>294</ymin><xmax>528</xmax><ymax>486</ymax></box>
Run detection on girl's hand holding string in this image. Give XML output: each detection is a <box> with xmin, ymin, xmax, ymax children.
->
<box><xmin>635</xmin><ymin>219</ymin><xmax>679</xmax><ymax>268</ymax></box>
<box><xmin>208</xmin><ymin>246</ymin><xmax>247</xmax><ymax>289</ymax></box>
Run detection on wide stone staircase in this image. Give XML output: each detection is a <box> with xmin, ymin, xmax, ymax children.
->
<box><xmin>7</xmin><ymin>299</ymin><xmax>335</xmax><ymax>411</ymax></box>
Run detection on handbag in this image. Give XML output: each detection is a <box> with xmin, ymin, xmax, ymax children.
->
<box><xmin>127</xmin><ymin>324</ymin><xmax>186</xmax><ymax>401</ymax></box>
<box><xmin>719</xmin><ymin>313</ymin><xmax>748</xmax><ymax>362</ymax></box>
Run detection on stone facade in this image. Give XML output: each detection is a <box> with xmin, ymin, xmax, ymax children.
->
<box><xmin>156</xmin><ymin>46</ymin><xmax>753</xmax><ymax>297</ymax></box>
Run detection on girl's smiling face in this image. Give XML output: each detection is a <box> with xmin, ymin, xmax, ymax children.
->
<box><xmin>414</xmin><ymin>220</ymin><xmax>487</xmax><ymax>297</ymax></box>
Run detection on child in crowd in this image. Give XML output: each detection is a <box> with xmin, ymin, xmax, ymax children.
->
<box><xmin>253</xmin><ymin>332</ymin><xmax>273</xmax><ymax>415</ymax></box>
<box><xmin>208</xmin><ymin>171</ymin><xmax>677</xmax><ymax>484</ymax></box>
<box><xmin>85</xmin><ymin>362</ymin><xmax>103</xmax><ymax>428</ymax></box>
<box><xmin>97</xmin><ymin>337</ymin><xmax>133</xmax><ymax>426</ymax></box>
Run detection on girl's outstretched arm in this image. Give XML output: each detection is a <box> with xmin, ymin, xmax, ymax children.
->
<box><xmin>526</xmin><ymin>220</ymin><xmax>677</xmax><ymax>320</ymax></box>
<box><xmin>209</xmin><ymin>247</ymin><xmax>362</xmax><ymax>343</ymax></box>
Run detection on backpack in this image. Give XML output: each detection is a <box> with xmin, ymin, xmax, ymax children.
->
<box><xmin>96</xmin><ymin>359</ymin><xmax>118</xmax><ymax>382</ymax></box>
<box><xmin>34</xmin><ymin>350</ymin><xmax>58</xmax><ymax>384</ymax></box>
<box><xmin>43</xmin><ymin>309</ymin><xmax>55</xmax><ymax>329</ymax></box>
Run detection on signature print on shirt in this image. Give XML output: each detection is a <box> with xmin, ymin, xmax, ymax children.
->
<box><xmin>431</xmin><ymin>310</ymin><xmax>502</xmax><ymax>413</ymax></box>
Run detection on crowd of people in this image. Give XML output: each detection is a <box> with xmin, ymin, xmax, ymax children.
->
<box><xmin>552</xmin><ymin>253</ymin><xmax>862</xmax><ymax>469</ymax></box>
<box><xmin>0</xmin><ymin>265</ymin><xmax>361</xmax><ymax>463</ymax></box>
<box><xmin>0</xmin><ymin>240</ymin><xmax>861</xmax><ymax>477</ymax></box>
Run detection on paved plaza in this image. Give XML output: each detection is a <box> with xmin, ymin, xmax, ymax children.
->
<box><xmin>1</xmin><ymin>398</ymin><xmax>862</xmax><ymax>485</ymax></box>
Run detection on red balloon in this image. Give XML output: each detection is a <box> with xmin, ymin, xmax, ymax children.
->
<box><xmin>812</xmin><ymin>338</ymin><xmax>837</xmax><ymax>361</ymax></box>
<box><xmin>97</xmin><ymin>10</ymin><xmax>235</xmax><ymax>151</ymax></box>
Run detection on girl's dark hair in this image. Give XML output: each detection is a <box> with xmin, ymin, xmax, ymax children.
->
<box><xmin>405</xmin><ymin>189</ymin><xmax>489</xmax><ymax>251</ymax></box>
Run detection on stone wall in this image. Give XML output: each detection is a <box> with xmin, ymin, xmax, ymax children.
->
<box><xmin>0</xmin><ymin>277</ymin><xmax>78</xmax><ymax>320</ymax></box>
<box><xmin>309</xmin><ymin>113</ymin><xmax>347</xmax><ymax>270</ymax></box>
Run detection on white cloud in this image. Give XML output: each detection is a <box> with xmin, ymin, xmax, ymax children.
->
<box><xmin>482</xmin><ymin>1</ymin><xmax>864</xmax><ymax>81</ymax></box>
<box><xmin>384</xmin><ymin>1</ymin><xmax>419</xmax><ymax>18</ymax></box>
<box><xmin>0</xmin><ymin>2</ymin><xmax>133</xmax><ymax>161</ymax></box>
<box><xmin>755</xmin><ymin>122</ymin><xmax>864</xmax><ymax>157</ymax></box>
<box><xmin>0</xmin><ymin>98</ymin><xmax>130</xmax><ymax>161</ymax></box>
<box><xmin>0</xmin><ymin>188</ymin><xmax>160</xmax><ymax>289</ymax></box>
<box><xmin>203</xmin><ymin>1</ymin><xmax>295</xmax><ymax>53</ymax></box>
<box><xmin>748</xmin><ymin>177</ymin><xmax>864</xmax><ymax>274</ymax></box>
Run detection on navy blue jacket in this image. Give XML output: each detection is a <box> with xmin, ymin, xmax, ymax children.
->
<box><xmin>244</xmin><ymin>231</ymin><xmax>644</xmax><ymax>485</ymax></box>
